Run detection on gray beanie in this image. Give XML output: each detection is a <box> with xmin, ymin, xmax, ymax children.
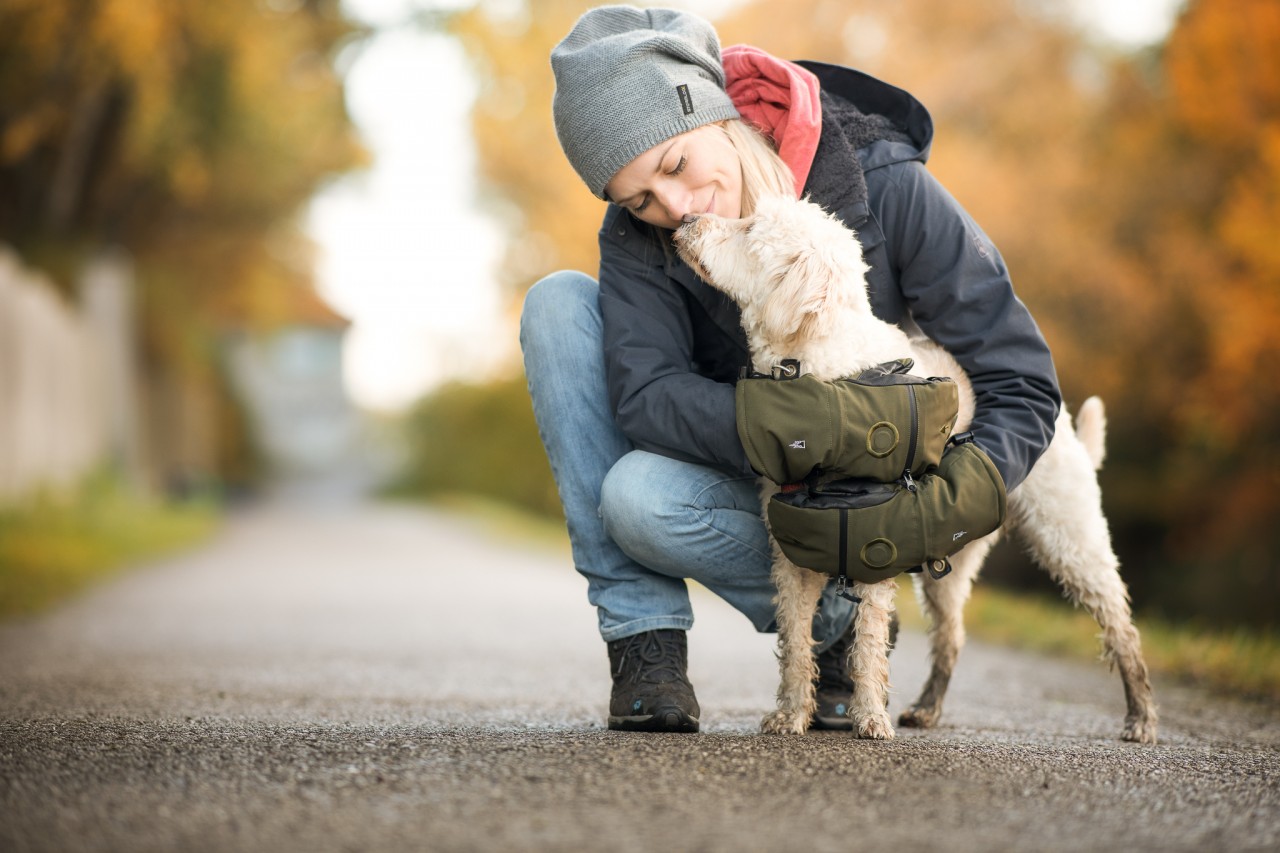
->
<box><xmin>551</xmin><ymin>5</ymin><xmax>740</xmax><ymax>199</ymax></box>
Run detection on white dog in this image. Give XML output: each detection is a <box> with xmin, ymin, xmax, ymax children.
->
<box><xmin>674</xmin><ymin>195</ymin><xmax>1158</xmax><ymax>743</ymax></box>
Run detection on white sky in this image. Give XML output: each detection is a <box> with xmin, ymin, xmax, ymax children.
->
<box><xmin>1077</xmin><ymin>0</ymin><xmax>1185</xmax><ymax>46</ymax></box>
<box><xmin>308</xmin><ymin>0</ymin><xmax>1184</xmax><ymax>412</ymax></box>
<box><xmin>308</xmin><ymin>0</ymin><xmax>508</xmax><ymax>412</ymax></box>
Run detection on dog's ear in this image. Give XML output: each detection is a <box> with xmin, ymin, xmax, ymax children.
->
<box><xmin>759</xmin><ymin>248</ymin><xmax>839</xmax><ymax>343</ymax></box>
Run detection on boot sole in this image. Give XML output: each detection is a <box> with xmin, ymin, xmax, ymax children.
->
<box><xmin>608</xmin><ymin>706</ymin><xmax>700</xmax><ymax>733</ymax></box>
<box><xmin>808</xmin><ymin>715</ymin><xmax>854</xmax><ymax>731</ymax></box>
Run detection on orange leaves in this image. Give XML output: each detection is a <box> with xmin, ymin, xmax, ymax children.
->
<box><xmin>1219</xmin><ymin>125</ymin><xmax>1280</xmax><ymax>282</ymax></box>
<box><xmin>89</xmin><ymin>0</ymin><xmax>173</xmax><ymax>80</ymax></box>
<box><xmin>1166</xmin><ymin>0</ymin><xmax>1280</xmax><ymax>152</ymax></box>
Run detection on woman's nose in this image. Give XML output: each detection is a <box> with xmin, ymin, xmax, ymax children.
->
<box><xmin>653</xmin><ymin>184</ymin><xmax>693</xmax><ymax>222</ymax></box>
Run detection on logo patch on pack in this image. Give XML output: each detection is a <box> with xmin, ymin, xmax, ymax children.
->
<box><xmin>676</xmin><ymin>83</ymin><xmax>694</xmax><ymax>115</ymax></box>
<box><xmin>788</xmin><ymin>440</ymin><xmax>806</xmax><ymax>449</ymax></box>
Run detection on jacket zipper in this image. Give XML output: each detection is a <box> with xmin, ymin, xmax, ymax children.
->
<box><xmin>902</xmin><ymin>385</ymin><xmax>919</xmax><ymax>492</ymax></box>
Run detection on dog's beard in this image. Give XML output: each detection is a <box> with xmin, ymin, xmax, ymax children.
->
<box><xmin>673</xmin><ymin>222</ymin><xmax>714</xmax><ymax>284</ymax></box>
<box><xmin>674</xmin><ymin>220</ymin><xmax>749</xmax><ymax>300</ymax></box>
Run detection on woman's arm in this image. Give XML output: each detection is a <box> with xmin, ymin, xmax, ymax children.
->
<box><xmin>597</xmin><ymin>207</ymin><xmax>752</xmax><ymax>475</ymax></box>
<box><xmin>870</xmin><ymin>159</ymin><xmax>1061</xmax><ymax>490</ymax></box>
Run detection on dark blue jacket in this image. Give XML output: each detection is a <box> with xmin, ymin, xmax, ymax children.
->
<box><xmin>596</xmin><ymin>61</ymin><xmax>1061</xmax><ymax>490</ymax></box>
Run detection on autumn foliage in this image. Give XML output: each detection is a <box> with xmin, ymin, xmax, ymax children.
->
<box><xmin>420</xmin><ymin>0</ymin><xmax>1280</xmax><ymax>629</ymax></box>
<box><xmin>0</xmin><ymin>0</ymin><xmax>364</xmax><ymax>487</ymax></box>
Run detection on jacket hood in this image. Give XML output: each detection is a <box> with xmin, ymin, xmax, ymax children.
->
<box><xmin>797</xmin><ymin>61</ymin><xmax>934</xmax><ymax>166</ymax></box>
<box><xmin>794</xmin><ymin>61</ymin><xmax>933</xmax><ymax>220</ymax></box>
<box><xmin>723</xmin><ymin>45</ymin><xmax>823</xmax><ymax>197</ymax></box>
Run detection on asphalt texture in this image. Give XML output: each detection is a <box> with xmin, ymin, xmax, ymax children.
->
<box><xmin>1</xmin><ymin>498</ymin><xmax>1277</xmax><ymax>852</ymax></box>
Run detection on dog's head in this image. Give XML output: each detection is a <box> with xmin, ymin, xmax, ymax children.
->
<box><xmin>673</xmin><ymin>195</ymin><xmax>871</xmax><ymax>347</ymax></box>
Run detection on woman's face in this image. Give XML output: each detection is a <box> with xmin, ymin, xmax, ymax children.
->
<box><xmin>603</xmin><ymin>124</ymin><xmax>742</xmax><ymax>230</ymax></box>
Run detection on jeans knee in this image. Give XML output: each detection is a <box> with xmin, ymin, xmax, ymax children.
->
<box><xmin>520</xmin><ymin>271</ymin><xmax>598</xmax><ymax>352</ymax></box>
<box><xmin>600</xmin><ymin>453</ymin><xmax>664</xmax><ymax>556</ymax></box>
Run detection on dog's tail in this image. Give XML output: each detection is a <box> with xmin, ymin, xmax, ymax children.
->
<box><xmin>1075</xmin><ymin>396</ymin><xmax>1107</xmax><ymax>470</ymax></box>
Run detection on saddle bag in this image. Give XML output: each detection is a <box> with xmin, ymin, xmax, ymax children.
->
<box><xmin>735</xmin><ymin>359</ymin><xmax>960</xmax><ymax>485</ymax></box>
<box><xmin>765</xmin><ymin>438</ymin><xmax>1008</xmax><ymax>585</ymax></box>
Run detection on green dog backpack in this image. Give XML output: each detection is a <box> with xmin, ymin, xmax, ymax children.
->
<box><xmin>766</xmin><ymin>438</ymin><xmax>1008</xmax><ymax>587</ymax></box>
<box><xmin>735</xmin><ymin>359</ymin><xmax>960</xmax><ymax>486</ymax></box>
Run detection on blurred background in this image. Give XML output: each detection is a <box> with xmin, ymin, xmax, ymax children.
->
<box><xmin>1</xmin><ymin>0</ymin><xmax>1276</xmax><ymax>635</ymax></box>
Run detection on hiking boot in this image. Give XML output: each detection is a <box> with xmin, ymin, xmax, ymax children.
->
<box><xmin>607</xmin><ymin>629</ymin><xmax>700</xmax><ymax>732</ymax></box>
<box><xmin>810</xmin><ymin>610</ymin><xmax>900</xmax><ymax>730</ymax></box>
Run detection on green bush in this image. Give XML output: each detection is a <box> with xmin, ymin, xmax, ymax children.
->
<box><xmin>389</xmin><ymin>374</ymin><xmax>562</xmax><ymax>521</ymax></box>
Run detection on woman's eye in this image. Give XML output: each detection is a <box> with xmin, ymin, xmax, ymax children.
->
<box><xmin>634</xmin><ymin>194</ymin><xmax>651</xmax><ymax>213</ymax></box>
<box><xmin>668</xmin><ymin>155</ymin><xmax>687</xmax><ymax>177</ymax></box>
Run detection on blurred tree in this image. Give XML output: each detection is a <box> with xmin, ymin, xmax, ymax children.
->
<box><xmin>1083</xmin><ymin>0</ymin><xmax>1280</xmax><ymax>623</ymax></box>
<box><xmin>0</xmin><ymin>0</ymin><xmax>365</xmax><ymax>489</ymax></box>
<box><xmin>450</xmin><ymin>0</ymin><xmax>609</xmax><ymax>293</ymax></box>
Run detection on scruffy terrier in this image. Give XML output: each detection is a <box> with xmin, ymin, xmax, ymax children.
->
<box><xmin>674</xmin><ymin>195</ymin><xmax>1157</xmax><ymax>743</ymax></box>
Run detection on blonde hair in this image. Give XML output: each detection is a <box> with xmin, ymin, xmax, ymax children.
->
<box><xmin>718</xmin><ymin>119</ymin><xmax>797</xmax><ymax>215</ymax></box>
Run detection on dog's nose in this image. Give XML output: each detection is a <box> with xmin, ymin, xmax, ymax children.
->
<box><xmin>681</xmin><ymin>214</ymin><xmax>699</xmax><ymax>224</ymax></box>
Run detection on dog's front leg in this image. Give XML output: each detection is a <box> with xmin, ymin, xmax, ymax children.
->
<box><xmin>848</xmin><ymin>579</ymin><xmax>897</xmax><ymax>739</ymax></box>
<box><xmin>760</xmin><ymin>553</ymin><xmax>827</xmax><ymax>735</ymax></box>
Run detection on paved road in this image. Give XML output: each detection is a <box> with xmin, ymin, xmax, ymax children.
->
<box><xmin>1</xmin><ymin>500</ymin><xmax>1277</xmax><ymax>852</ymax></box>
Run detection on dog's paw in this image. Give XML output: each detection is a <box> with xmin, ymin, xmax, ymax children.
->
<box><xmin>855</xmin><ymin>711</ymin><xmax>895</xmax><ymax>740</ymax></box>
<box><xmin>1122</xmin><ymin>714</ymin><xmax>1158</xmax><ymax>745</ymax></box>
<box><xmin>761</xmin><ymin>709</ymin><xmax>810</xmax><ymax>735</ymax></box>
<box><xmin>898</xmin><ymin>705</ymin><xmax>939</xmax><ymax>729</ymax></box>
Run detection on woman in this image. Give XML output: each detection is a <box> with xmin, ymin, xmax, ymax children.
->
<box><xmin>521</xmin><ymin>5</ymin><xmax>1060</xmax><ymax>732</ymax></box>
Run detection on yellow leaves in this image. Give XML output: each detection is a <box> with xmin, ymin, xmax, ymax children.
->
<box><xmin>449</xmin><ymin>0</ymin><xmax>613</xmax><ymax>291</ymax></box>
<box><xmin>169</xmin><ymin>150</ymin><xmax>212</xmax><ymax>205</ymax></box>
<box><xmin>1219</xmin><ymin>124</ymin><xmax>1280</xmax><ymax>282</ymax></box>
<box><xmin>1</xmin><ymin>0</ymin><xmax>364</xmax><ymax>333</ymax></box>
<box><xmin>90</xmin><ymin>0</ymin><xmax>171</xmax><ymax>79</ymax></box>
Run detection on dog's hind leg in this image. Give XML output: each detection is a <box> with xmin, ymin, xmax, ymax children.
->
<box><xmin>760</xmin><ymin>556</ymin><xmax>827</xmax><ymax>735</ymax></box>
<box><xmin>899</xmin><ymin>533</ymin><xmax>998</xmax><ymax>729</ymax></box>
<box><xmin>1009</xmin><ymin>434</ymin><xmax>1159</xmax><ymax>744</ymax></box>
<box><xmin>848</xmin><ymin>578</ymin><xmax>898</xmax><ymax>739</ymax></box>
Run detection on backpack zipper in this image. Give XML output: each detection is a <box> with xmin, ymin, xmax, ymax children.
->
<box><xmin>902</xmin><ymin>385</ymin><xmax>919</xmax><ymax>492</ymax></box>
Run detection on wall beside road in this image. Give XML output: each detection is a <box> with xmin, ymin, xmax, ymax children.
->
<box><xmin>0</xmin><ymin>247</ymin><xmax>114</xmax><ymax>505</ymax></box>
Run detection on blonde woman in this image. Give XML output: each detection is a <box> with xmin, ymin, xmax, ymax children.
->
<box><xmin>522</xmin><ymin>5</ymin><xmax>1059</xmax><ymax>732</ymax></box>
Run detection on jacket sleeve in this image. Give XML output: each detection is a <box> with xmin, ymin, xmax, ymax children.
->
<box><xmin>597</xmin><ymin>210</ymin><xmax>753</xmax><ymax>475</ymax></box>
<box><xmin>870</xmin><ymin>160</ymin><xmax>1061</xmax><ymax>490</ymax></box>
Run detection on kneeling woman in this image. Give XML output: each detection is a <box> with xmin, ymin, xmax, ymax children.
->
<box><xmin>521</xmin><ymin>5</ymin><xmax>1059</xmax><ymax>732</ymax></box>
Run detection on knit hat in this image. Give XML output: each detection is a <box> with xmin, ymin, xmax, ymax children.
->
<box><xmin>550</xmin><ymin>5</ymin><xmax>741</xmax><ymax>199</ymax></box>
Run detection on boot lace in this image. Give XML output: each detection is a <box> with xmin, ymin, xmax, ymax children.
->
<box><xmin>615</xmin><ymin>631</ymin><xmax>686</xmax><ymax>684</ymax></box>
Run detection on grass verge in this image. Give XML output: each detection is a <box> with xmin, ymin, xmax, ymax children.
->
<box><xmin>896</xmin><ymin>583</ymin><xmax>1280</xmax><ymax>703</ymax></box>
<box><xmin>0</xmin><ymin>479</ymin><xmax>218</xmax><ymax>618</ymax></box>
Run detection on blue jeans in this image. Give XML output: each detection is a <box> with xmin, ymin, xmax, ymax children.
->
<box><xmin>519</xmin><ymin>270</ymin><xmax>854</xmax><ymax>652</ymax></box>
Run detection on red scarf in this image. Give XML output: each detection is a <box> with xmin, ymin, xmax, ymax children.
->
<box><xmin>722</xmin><ymin>44</ymin><xmax>822</xmax><ymax>198</ymax></box>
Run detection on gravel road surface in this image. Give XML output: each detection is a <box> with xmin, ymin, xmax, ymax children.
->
<box><xmin>1</xmin><ymin>499</ymin><xmax>1277</xmax><ymax>852</ymax></box>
